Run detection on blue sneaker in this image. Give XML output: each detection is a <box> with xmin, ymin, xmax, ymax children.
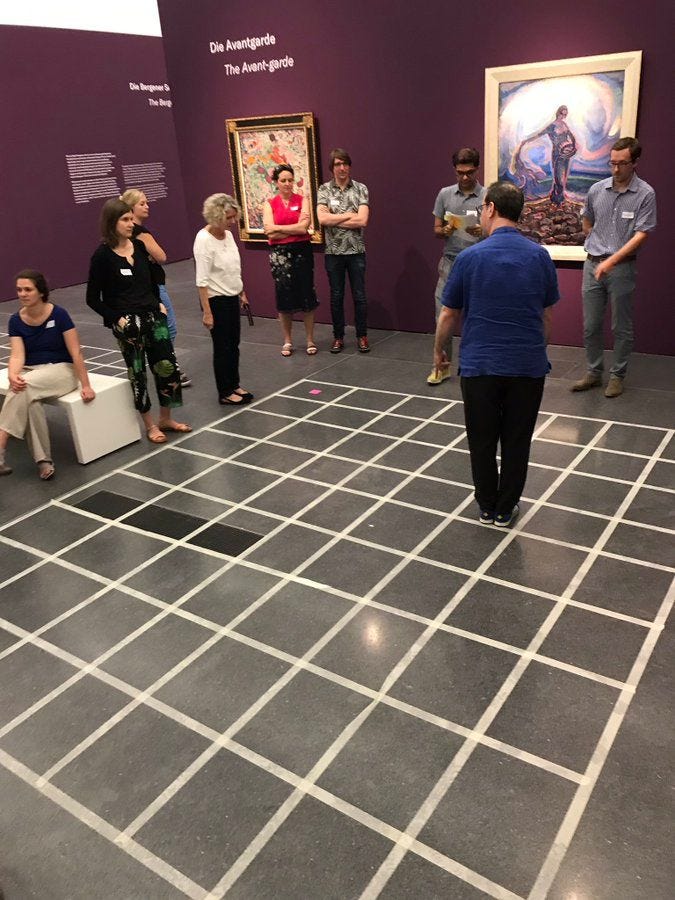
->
<box><xmin>494</xmin><ymin>504</ymin><xmax>519</xmax><ymax>527</ymax></box>
<box><xmin>479</xmin><ymin>510</ymin><xmax>494</xmax><ymax>525</ymax></box>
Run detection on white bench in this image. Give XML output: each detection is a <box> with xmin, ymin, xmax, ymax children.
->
<box><xmin>0</xmin><ymin>369</ymin><xmax>141</xmax><ymax>464</ymax></box>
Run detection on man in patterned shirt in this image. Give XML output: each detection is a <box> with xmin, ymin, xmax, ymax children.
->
<box><xmin>316</xmin><ymin>148</ymin><xmax>370</xmax><ymax>353</ymax></box>
<box><xmin>571</xmin><ymin>137</ymin><xmax>657</xmax><ymax>398</ymax></box>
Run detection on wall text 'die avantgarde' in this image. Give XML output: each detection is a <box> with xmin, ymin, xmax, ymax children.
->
<box><xmin>209</xmin><ymin>33</ymin><xmax>276</xmax><ymax>53</ymax></box>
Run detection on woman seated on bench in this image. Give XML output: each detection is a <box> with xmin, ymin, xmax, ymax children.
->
<box><xmin>0</xmin><ymin>269</ymin><xmax>95</xmax><ymax>480</ymax></box>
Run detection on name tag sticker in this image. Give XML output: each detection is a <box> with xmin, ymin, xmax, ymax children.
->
<box><xmin>46</xmin><ymin>320</ymin><xmax>55</xmax><ymax>329</ymax></box>
<box><xmin>120</xmin><ymin>268</ymin><xmax>132</xmax><ymax>276</ymax></box>
<box><xmin>290</xmin><ymin>205</ymin><xmax>299</xmax><ymax>211</ymax></box>
<box><xmin>466</xmin><ymin>210</ymin><xmax>478</xmax><ymax>217</ymax></box>
<box><xmin>621</xmin><ymin>211</ymin><xmax>635</xmax><ymax>219</ymax></box>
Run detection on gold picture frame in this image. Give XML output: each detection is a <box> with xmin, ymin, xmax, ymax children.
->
<box><xmin>485</xmin><ymin>51</ymin><xmax>643</xmax><ymax>261</ymax></box>
<box><xmin>226</xmin><ymin>112</ymin><xmax>322</xmax><ymax>243</ymax></box>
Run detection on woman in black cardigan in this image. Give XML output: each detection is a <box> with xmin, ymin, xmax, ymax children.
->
<box><xmin>86</xmin><ymin>198</ymin><xmax>190</xmax><ymax>443</ymax></box>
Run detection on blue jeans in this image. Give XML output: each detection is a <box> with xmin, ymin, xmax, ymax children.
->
<box><xmin>324</xmin><ymin>253</ymin><xmax>367</xmax><ymax>339</ymax></box>
<box><xmin>158</xmin><ymin>284</ymin><xmax>177</xmax><ymax>341</ymax></box>
<box><xmin>582</xmin><ymin>259</ymin><xmax>636</xmax><ymax>378</ymax></box>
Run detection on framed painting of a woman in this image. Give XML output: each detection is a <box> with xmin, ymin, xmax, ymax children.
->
<box><xmin>226</xmin><ymin>112</ymin><xmax>322</xmax><ymax>244</ymax></box>
<box><xmin>485</xmin><ymin>52</ymin><xmax>642</xmax><ymax>261</ymax></box>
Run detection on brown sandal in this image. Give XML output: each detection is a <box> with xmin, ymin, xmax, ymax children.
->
<box><xmin>146</xmin><ymin>427</ymin><xmax>167</xmax><ymax>444</ymax></box>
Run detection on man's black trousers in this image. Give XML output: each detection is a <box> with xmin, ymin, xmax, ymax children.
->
<box><xmin>460</xmin><ymin>375</ymin><xmax>545</xmax><ymax>516</ymax></box>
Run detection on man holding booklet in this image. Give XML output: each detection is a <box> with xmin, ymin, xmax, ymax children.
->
<box><xmin>428</xmin><ymin>148</ymin><xmax>486</xmax><ymax>385</ymax></box>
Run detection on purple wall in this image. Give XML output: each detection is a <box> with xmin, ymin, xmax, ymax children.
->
<box><xmin>158</xmin><ymin>0</ymin><xmax>673</xmax><ymax>355</ymax></box>
<box><xmin>0</xmin><ymin>26</ymin><xmax>191</xmax><ymax>300</ymax></box>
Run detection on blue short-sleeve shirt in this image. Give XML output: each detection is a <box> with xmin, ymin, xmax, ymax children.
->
<box><xmin>9</xmin><ymin>305</ymin><xmax>75</xmax><ymax>366</ymax></box>
<box><xmin>442</xmin><ymin>227</ymin><xmax>559</xmax><ymax>378</ymax></box>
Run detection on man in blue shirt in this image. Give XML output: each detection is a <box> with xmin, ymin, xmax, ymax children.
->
<box><xmin>433</xmin><ymin>181</ymin><xmax>559</xmax><ymax>527</ymax></box>
<box><xmin>572</xmin><ymin>137</ymin><xmax>657</xmax><ymax>398</ymax></box>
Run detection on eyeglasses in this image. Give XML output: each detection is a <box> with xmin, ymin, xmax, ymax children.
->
<box><xmin>609</xmin><ymin>160</ymin><xmax>633</xmax><ymax>169</ymax></box>
<box><xmin>455</xmin><ymin>168</ymin><xmax>477</xmax><ymax>177</ymax></box>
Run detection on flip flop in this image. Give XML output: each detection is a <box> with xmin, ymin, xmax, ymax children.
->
<box><xmin>146</xmin><ymin>427</ymin><xmax>167</xmax><ymax>444</ymax></box>
<box><xmin>159</xmin><ymin>422</ymin><xmax>193</xmax><ymax>433</ymax></box>
<box><xmin>306</xmin><ymin>343</ymin><xmax>318</xmax><ymax>355</ymax></box>
<box><xmin>281</xmin><ymin>343</ymin><xmax>293</xmax><ymax>357</ymax></box>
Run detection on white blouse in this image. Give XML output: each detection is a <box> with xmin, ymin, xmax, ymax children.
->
<box><xmin>193</xmin><ymin>228</ymin><xmax>243</xmax><ymax>298</ymax></box>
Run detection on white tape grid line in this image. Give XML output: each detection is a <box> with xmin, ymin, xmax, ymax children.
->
<box><xmin>0</xmin><ymin>375</ymin><xmax>673</xmax><ymax>898</ymax></box>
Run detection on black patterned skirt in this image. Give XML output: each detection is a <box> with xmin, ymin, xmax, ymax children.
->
<box><xmin>269</xmin><ymin>242</ymin><xmax>319</xmax><ymax>314</ymax></box>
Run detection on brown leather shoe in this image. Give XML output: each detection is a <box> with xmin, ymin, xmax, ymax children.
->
<box><xmin>604</xmin><ymin>375</ymin><xmax>624</xmax><ymax>398</ymax></box>
<box><xmin>330</xmin><ymin>339</ymin><xmax>344</xmax><ymax>354</ymax></box>
<box><xmin>570</xmin><ymin>373</ymin><xmax>602</xmax><ymax>392</ymax></box>
<box><xmin>357</xmin><ymin>336</ymin><xmax>370</xmax><ymax>353</ymax></box>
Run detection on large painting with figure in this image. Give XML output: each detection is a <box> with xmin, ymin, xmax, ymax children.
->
<box><xmin>485</xmin><ymin>52</ymin><xmax>642</xmax><ymax>261</ymax></box>
<box><xmin>226</xmin><ymin>112</ymin><xmax>322</xmax><ymax>243</ymax></box>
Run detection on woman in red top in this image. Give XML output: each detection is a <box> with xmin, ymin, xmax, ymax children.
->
<box><xmin>263</xmin><ymin>164</ymin><xmax>319</xmax><ymax>356</ymax></box>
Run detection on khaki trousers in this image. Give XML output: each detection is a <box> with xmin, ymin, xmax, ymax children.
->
<box><xmin>0</xmin><ymin>363</ymin><xmax>78</xmax><ymax>462</ymax></box>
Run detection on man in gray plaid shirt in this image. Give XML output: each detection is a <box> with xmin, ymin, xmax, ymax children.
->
<box><xmin>317</xmin><ymin>148</ymin><xmax>370</xmax><ymax>353</ymax></box>
<box><xmin>572</xmin><ymin>137</ymin><xmax>657</xmax><ymax>398</ymax></box>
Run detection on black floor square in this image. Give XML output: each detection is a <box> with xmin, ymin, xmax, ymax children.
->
<box><xmin>538</xmin><ymin>417</ymin><xmax>605</xmax><ymax>445</ymax></box>
<box><xmin>273</xmin><ymin>420</ymin><xmax>346</xmax><ymax>452</ymax></box>
<box><xmin>388</xmin><ymin>630</ymin><xmax>517</xmax><ymax>727</ymax></box>
<box><xmin>318</xmin><ymin>703</ymin><xmax>465</xmax><ymax>830</ymax></box>
<box><xmin>124</xmin><ymin>504</ymin><xmax>207</xmax><ymax>539</ymax></box>
<box><xmin>187</xmin><ymin>522</ymin><xmax>262</xmax><ymax>556</ymax></box>
<box><xmin>419</xmin><ymin>745</ymin><xmax>575</xmax><ymax>897</ymax></box>
<box><xmin>486</xmin><ymin>661</ymin><xmax>619</xmax><ymax>772</ymax></box>
<box><xmin>596</xmin><ymin>423</ymin><xmax>666</xmax><ymax>456</ymax></box>
<box><xmin>73</xmin><ymin>490</ymin><xmax>141</xmax><ymax>520</ymax></box>
<box><xmin>645</xmin><ymin>460</ymin><xmax>675</xmax><ymax>490</ymax></box>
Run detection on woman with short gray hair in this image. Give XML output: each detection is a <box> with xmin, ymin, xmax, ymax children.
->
<box><xmin>194</xmin><ymin>193</ymin><xmax>253</xmax><ymax>405</ymax></box>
